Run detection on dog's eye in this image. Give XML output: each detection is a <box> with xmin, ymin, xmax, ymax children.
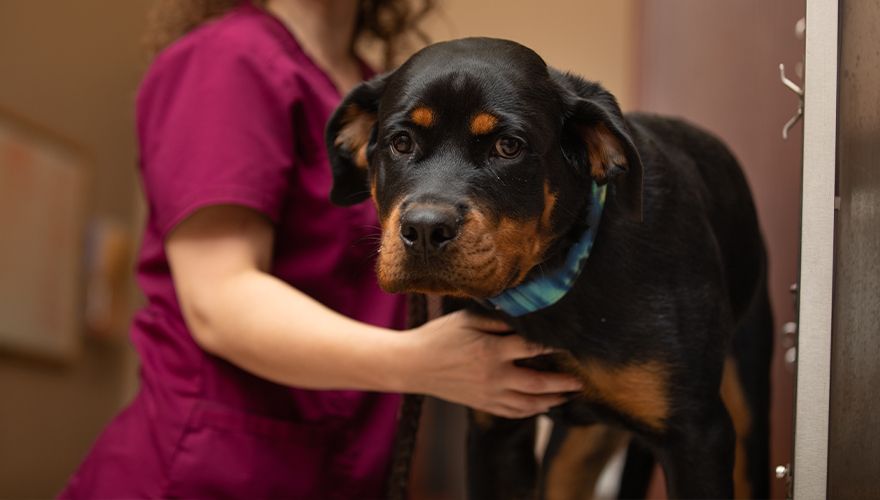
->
<box><xmin>391</xmin><ymin>133</ymin><xmax>414</xmax><ymax>155</ymax></box>
<box><xmin>494</xmin><ymin>137</ymin><xmax>523</xmax><ymax>159</ymax></box>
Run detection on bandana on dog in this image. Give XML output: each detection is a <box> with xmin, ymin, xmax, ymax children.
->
<box><xmin>486</xmin><ymin>182</ymin><xmax>606</xmax><ymax>317</ymax></box>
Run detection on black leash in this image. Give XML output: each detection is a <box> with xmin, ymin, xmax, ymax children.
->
<box><xmin>386</xmin><ymin>293</ymin><xmax>428</xmax><ymax>500</ymax></box>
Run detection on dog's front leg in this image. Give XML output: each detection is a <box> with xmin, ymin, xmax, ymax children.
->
<box><xmin>467</xmin><ymin>410</ymin><xmax>538</xmax><ymax>500</ymax></box>
<box><xmin>540</xmin><ymin>422</ymin><xmax>629</xmax><ymax>500</ymax></box>
<box><xmin>658</xmin><ymin>397</ymin><xmax>735</xmax><ymax>499</ymax></box>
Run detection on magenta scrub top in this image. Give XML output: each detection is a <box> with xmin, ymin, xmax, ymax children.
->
<box><xmin>61</xmin><ymin>4</ymin><xmax>406</xmax><ymax>499</ymax></box>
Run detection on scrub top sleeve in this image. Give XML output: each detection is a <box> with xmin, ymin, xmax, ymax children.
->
<box><xmin>137</xmin><ymin>40</ymin><xmax>296</xmax><ymax>239</ymax></box>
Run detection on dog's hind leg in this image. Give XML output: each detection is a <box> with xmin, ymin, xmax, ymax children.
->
<box><xmin>727</xmin><ymin>282</ymin><xmax>773</xmax><ymax>499</ymax></box>
<box><xmin>467</xmin><ymin>411</ymin><xmax>538</xmax><ymax>500</ymax></box>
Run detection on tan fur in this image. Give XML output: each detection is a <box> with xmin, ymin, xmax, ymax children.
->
<box><xmin>582</xmin><ymin>123</ymin><xmax>627</xmax><ymax>181</ymax></box>
<box><xmin>720</xmin><ymin>358</ymin><xmax>753</xmax><ymax>499</ymax></box>
<box><xmin>541</xmin><ymin>181</ymin><xmax>557</xmax><ymax>231</ymax></box>
<box><xmin>369</xmin><ymin>181</ymin><xmax>378</xmax><ymax>209</ymax></box>
<box><xmin>494</xmin><ymin>216</ymin><xmax>542</xmax><ymax>286</ymax></box>
<box><xmin>376</xmin><ymin>204</ymin><xmax>405</xmax><ymax>286</ymax></box>
<box><xmin>562</xmin><ymin>355</ymin><xmax>670</xmax><ymax>431</ymax></box>
<box><xmin>472</xmin><ymin>410</ymin><xmax>494</xmax><ymax>430</ymax></box>
<box><xmin>410</xmin><ymin>106</ymin><xmax>435</xmax><ymax>127</ymax></box>
<box><xmin>334</xmin><ymin>104</ymin><xmax>375</xmax><ymax>169</ymax></box>
<box><xmin>470</xmin><ymin>112</ymin><xmax>498</xmax><ymax>135</ymax></box>
<box><xmin>544</xmin><ymin>424</ymin><xmax>629</xmax><ymax>500</ymax></box>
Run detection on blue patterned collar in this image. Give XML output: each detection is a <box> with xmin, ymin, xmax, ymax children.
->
<box><xmin>484</xmin><ymin>182</ymin><xmax>606</xmax><ymax>317</ymax></box>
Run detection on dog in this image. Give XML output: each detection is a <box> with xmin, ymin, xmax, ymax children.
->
<box><xmin>326</xmin><ymin>37</ymin><xmax>772</xmax><ymax>499</ymax></box>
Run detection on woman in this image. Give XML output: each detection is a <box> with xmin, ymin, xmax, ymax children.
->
<box><xmin>62</xmin><ymin>1</ymin><xmax>582</xmax><ymax>497</ymax></box>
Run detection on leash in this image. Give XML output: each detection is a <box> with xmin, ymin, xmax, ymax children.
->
<box><xmin>386</xmin><ymin>293</ymin><xmax>428</xmax><ymax>500</ymax></box>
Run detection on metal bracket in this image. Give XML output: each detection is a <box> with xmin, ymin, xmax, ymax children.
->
<box><xmin>779</xmin><ymin>63</ymin><xmax>805</xmax><ymax>140</ymax></box>
<box><xmin>776</xmin><ymin>463</ymin><xmax>793</xmax><ymax>499</ymax></box>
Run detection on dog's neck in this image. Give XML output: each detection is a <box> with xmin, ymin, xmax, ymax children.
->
<box><xmin>483</xmin><ymin>182</ymin><xmax>606</xmax><ymax>316</ymax></box>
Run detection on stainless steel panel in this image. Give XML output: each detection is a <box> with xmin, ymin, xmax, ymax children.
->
<box><xmin>828</xmin><ymin>1</ymin><xmax>880</xmax><ymax>498</ymax></box>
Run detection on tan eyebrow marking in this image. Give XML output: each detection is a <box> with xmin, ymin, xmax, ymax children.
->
<box><xmin>410</xmin><ymin>106</ymin><xmax>435</xmax><ymax>127</ymax></box>
<box><xmin>470</xmin><ymin>112</ymin><xmax>498</xmax><ymax>135</ymax></box>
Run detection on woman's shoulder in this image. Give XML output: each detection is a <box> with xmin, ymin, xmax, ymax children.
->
<box><xmin>145</xmin><ymin>4</ymin><xmax>304</xmax><ymax>90</ymax></box>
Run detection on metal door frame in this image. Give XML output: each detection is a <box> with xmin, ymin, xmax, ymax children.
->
<box><xmin>793</xmin><ymin>0</ymin><xmax>838</xmax><ymax>497</ymax></box>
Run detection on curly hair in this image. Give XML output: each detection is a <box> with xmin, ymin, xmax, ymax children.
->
<box><xmin>144</xmin><ymin>0</ymin><xmax>434</xmax><ymax>68</ymax></box>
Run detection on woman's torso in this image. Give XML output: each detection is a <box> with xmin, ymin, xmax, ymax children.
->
<box><xmin>62</xmin><ymin>5</ymin><xmax>406</xmax><ymax>499</ymax></box>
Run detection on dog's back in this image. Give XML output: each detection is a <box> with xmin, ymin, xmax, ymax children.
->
<box><xmin>628</xmin><ymin>114</ymin><xmax>765</xmax><ymax>321</ymax></box>
<box><xmin>622</xmin><ymin>114</ymin><xmax>773</xmax><ymax>497</ymax></box>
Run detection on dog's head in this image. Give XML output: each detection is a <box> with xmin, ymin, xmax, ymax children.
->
<box><xmin>326</xmin><ymin>37</ymin><xmax>642</xmax><ymax>298</ymax></box>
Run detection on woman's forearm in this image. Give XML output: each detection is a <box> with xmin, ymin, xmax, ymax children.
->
<box><xmin>182</xmin><ymin>268</ymin><xmax>413</xmax><ymax>393</ymax></box>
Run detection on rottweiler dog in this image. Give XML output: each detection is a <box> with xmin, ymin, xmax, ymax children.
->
<box><xmin>326</xmin><ymin>37</ymin><xmax>771</xmax><ymax>499</ymax></box>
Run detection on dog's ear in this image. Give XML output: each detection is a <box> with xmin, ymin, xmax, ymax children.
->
<box><xmin>325</xmin><ymin>73</ymin><xmax>389</xmax><ymax>206</ymax></box>
<box><xmin>552</xmin><ymin>70</ymin><xmax>644</xmax><ymax>222</ymax></box>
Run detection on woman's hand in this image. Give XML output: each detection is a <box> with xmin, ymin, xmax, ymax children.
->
<box><xmin>399</xmin><ymin>311</ymin><xmax>583</xmax><ymax>419</ymax></box>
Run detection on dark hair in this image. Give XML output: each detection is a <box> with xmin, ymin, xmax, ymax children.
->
<box><xmin>144</xmin><ymin>0</ymin><xmax>434</xmax><ymax>68</ymax></box>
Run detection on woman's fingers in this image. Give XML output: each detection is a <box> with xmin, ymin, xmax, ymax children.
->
<box><xmin>496</xmin><ymin>333</ymin><xmax>564</xmax><ymax>361</ymax></box>
<box><xmin>489</xmin><ymin>392</ymin><xmax>570</xmax><ymax>419</ymax></box>
<box><xmin>478</xmin><ymin>366</ymin><xmax>582</xmax><ymax>418</ymax></box>
<box><xmin>461</xmin><ymin>311</ymin><xmax>512</xmax><ymax>333</ymax></box>
<box><xmin>431</xmin><ymin>310</ymin><xmax>510</xmax><ymax>336</ymax></box>
<box><xmin>502</xmin><ymin>365</ymin><xmax>584</xmax><ymax>395</ymax></box>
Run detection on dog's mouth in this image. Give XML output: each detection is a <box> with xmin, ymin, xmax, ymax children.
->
<box><xmin>375</xmin><ymin>206</ymin><xmax>549</xmax><ymax>298</ymax></box>
<box><xmin>376</xmin><ymin>247</ymin><xmax>520</xmax><ymax>298</ymax></box>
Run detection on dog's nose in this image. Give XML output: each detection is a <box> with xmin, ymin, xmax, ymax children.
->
<box><xmin>400</xmin><ymin>206</ymin><xmax>459</xmax><ymax>255</ymax></box>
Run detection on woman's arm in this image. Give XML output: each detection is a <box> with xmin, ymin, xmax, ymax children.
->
<box><xmin>166</xmin><ymin>205</ymin><xmax>582</xmax><ymax>418</ymax></box>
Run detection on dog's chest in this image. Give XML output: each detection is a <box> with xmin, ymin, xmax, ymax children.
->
<box><xmin>560</xmin><ymin>355</ymin><xmax>669</xmax><ymax>432</ymax></box>
<box><xmin>515</xmin><ymin>318</ymin><xmax>671</xmax><ymax>433</ymax></box>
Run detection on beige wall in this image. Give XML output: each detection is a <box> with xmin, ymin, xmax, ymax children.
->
<box><xmin>0</xmin><ymin>1</ymin><xmax>150</xmax><ymax>496</ymax></box>
<box><xmin>420</xmin><ymin>0</ymin><xmax>639</xmax><ymax>109</ymax></box>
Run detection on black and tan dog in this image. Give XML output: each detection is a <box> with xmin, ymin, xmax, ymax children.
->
<box><xmin>326</xmin><ymin>38</ymin><xmax>771</xmax><ymax>499</ymax></box>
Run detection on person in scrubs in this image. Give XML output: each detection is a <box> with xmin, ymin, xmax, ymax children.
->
<box><xmin>61</xmin><ymin>0</ymin><xmax>582</xmax><ymax>497</ymax></box>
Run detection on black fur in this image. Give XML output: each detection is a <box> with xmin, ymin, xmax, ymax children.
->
<box><xmin>327</xmin><ymin>38</ymin><xmax>771</xmax><ymax>499</ymax></box>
